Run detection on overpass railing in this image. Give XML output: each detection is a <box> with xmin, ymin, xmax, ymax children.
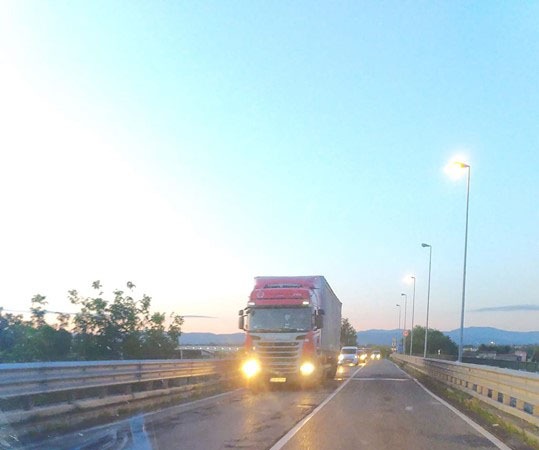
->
<box><xmin>0</xmin><ymin>359</ymin><xmax>239</xmax><ymax>431</ymax></box>
<box><xmin>392</xmin><ymin>354</ymin><xmax>539</xmax><ymax>427</ymax></box>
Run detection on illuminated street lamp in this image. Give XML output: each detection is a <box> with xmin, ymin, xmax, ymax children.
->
<box><xmin>447</xmin><ymin>160</ymin><xmax>471</xmax><ymax>362</ymax></box>
<box><xmin>409</xmin><ymin>276</ymin><xmax>416</xmax><ymax>356</ymax></box>
<box><xmin>421</xmin><ymin>243</ymin><xmax>432</xmax><ymax>358</ymax></box>
<box><xmin>400</xmin><ymin>293</ymin><xmax>407</xmax><ymax>353</ymax></box>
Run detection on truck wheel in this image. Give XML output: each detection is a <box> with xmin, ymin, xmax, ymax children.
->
<box><xmin>246</xmin><ymin>378</ymin><xmax>264</xmax><ymax>393</ymax></box>
<box><xmin>326</xmin><ymin>364</ymin><xmax>338</xmax><ymax>379</ymax></box>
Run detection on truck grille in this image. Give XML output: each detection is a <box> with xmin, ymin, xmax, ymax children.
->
<box><xmin>256</xmin><ymin>341</ymin><xmax>302</xmax><ymax>374</ymax></box>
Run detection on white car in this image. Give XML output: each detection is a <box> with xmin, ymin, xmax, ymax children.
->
<box><xmin>370</xmin><ymin>350</ymin><xmax>381</xmax><ymax>360</ymax></box>
<box><xmin>338</xmin><ymin>346</ymin><xmax>359</xmax><ymax>365</ymax></box>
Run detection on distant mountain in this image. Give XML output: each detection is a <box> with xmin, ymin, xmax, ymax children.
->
<box><xmin>357</xmin><ymin>327</ymin><xmax>539</xmax><ymax>346</ymax></box>
<box><xmin>444</xmin><ymin>327</ymin><xmax>539</xmax><ymax>346</ymax></box>
<box><xmin>179</xmin><ymin>327</ymin><xmax>539</xmax><ymax>347</ymax></box>
<box><xmin>356</xmin><ymin>329</ymin><xmax>401</xmax><ymax>346</ymax></box>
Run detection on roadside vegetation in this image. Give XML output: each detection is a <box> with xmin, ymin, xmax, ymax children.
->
<box><xmin>403</xmin><ymin>325</ymin><xmax>458</xmax><ymax>357</ymax></box>
<box><xmin>340</xmin><ymin>318</ymin><xmax>357</xmax><ymax>346</ymax></box>
<box><xmin>0</xmin><ymin>281</ymin><xmax>183</xmax><ymax>362</ymax></box>
<box><xmin>477</xmin><ymin>344</ymin><xmax>539</xmax><ymax>363</ymax></box>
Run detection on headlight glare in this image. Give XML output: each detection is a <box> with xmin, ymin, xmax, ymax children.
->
<box><xmin>242</xmin><ymin>359</ymin><xmax>260</xmax><ymax>378</ymax></box>
<box><xmin>300</xmin><ymin>361</ymin><xmax>315</xmax><ymax>376</ymax></box>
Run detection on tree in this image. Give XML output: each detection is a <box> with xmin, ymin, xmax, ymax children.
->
<box><xmin>70</xmin><ymin>281</ymin><xmax>184</xmax><ymax>360</ymax></box>
<box><xmin>340</xmin><ymin>318</ymin><xmax>357</xmax><ymax>346</ymax></box>
<box><xmin>404</xmin><ymin>325</ymin><xmax>457</xmax><ymax>356</ymax></box>
<box><xmin>523</xmin><ymin>345</ymin><xmax>538</xmax><ymax>362</ymax></box>
<box><xmin>0</xmin><ymin>309</ymin><xmax>30</xmax><ymax>362</ymax></box>
<box><xmin>30</xmin><ymin>294</ymin><xmax>47</xmax><ymax>328</ymax></box>
<box><xmin>478</xmin><ymin>344</ymin><xmax>512</xmax><ymax>354</ymax></box>
<box><xmin>0</xmin><ymin>282</ymin><xmax>184</xmax><ymax>362</ymax></box>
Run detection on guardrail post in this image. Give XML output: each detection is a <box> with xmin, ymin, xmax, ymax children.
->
<box><xmin>515</xmin><ymin>399</ymin><xmax>525</xmax><ymax>413</ymax></box>
<box><xmin>68</xmin><ymin>390</ymin><xmax>78</xmax><ymax>404</ymax></box>
<box><xmin>137</xmin><ymin>362</ymin><xmax>143</xmax><ymax>382</ymax></box>
<box><xmin>22</xmin><ymin>396</ymin><xmax>34</xmax><ymax>411</ymax></box>
<box><xmin>98</xmin><ymin>387</ymin><xmax>107</xmax><ymax>399</ymax></box>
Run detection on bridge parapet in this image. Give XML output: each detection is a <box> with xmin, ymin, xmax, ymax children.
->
<box><xmin>392</xmin><ymin>353</ymin><xmax>539</xmax><ymax>427</ymax></box>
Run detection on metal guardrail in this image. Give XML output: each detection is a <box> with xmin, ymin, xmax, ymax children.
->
<box><xmin>0</xmin><ymin>359</ymin><xmax>238</xmax><ymax>410</ymax></box>
<box><xmin>461</xmin><ymin>357</ymin><xmax>539</xmax><ymax>373</ymax></box>
<box><xmin>392</xmin><ymin>354</ymin><xmax>539</xmax><ymax>427</ymax></box>
<box><xmin>418</xmin><ymin>354</ymin><xmax>539</xmax><ymax>373</ymax></box>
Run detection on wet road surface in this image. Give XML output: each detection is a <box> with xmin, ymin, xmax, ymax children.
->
<box><xmin>33</xmin><ymin>368</ymin><xmax>356</xmax><ymax>450</ymax></box>
<box><xmin>33</xmin><ymin>360</ymin><xmax>508</xmax><ymax>450</ymax></box>
<box><xmin>274</xmin><ymin>359</ymin><xmax>507</xmax><ymax>450</ymax></box>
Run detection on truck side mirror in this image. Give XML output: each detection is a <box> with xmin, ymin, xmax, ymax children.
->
<box><xmin>315</xmin><ymin>312</ymin><xmax>324</xmax><ymax>329</ymax></box>
<box><xmin>238</xmin><ymin>310</ymin><xmax>244</xmax><ymax>330</ymax></box>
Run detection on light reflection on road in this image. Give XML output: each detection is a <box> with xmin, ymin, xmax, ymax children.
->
<box><xmin>335</xmin><ymin>362</ymin><xmax>366</xmax><ymax>380</ymax></box>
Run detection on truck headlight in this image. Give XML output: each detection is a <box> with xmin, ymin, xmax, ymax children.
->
<box><xmin>242</xmin><ymin>359</ymin><xmax>260</xmax><ymax>378</ymax></box>
<box><xmin>300</xmin><ymin>362</ymin><xmax>315</xmax><ymax>376</ymax></box>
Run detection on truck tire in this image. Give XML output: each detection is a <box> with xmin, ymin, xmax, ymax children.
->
<box><xmin>326</xmin><ymin>363</ymin><xmax>338</xmax><ymax>379</ymax></box>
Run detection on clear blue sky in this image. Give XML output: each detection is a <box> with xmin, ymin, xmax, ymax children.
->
<box><xmin>1</xmin><ymin>2</ymin><xmax>538</xmax><ymax>333</ymax></box>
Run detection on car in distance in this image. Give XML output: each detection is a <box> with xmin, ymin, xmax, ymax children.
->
<box><xmin>357</xmin><ymin>348</ymin><xmax>368</xmax><ymax>363</ymax></box>
<box><xmin>370</xmin><ymin>349</ymin><xmax>381</xmax><ymax>360</ymax></box>
<box><xmin>338</xmin><ymin>346</ymin><xmax>359</xmax><ymax>365</ymax></box>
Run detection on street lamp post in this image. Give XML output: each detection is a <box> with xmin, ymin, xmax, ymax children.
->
<box><xmin>400</xmin><ymin>293</ymin><xmax>407</xmax><ymax>353</ymax></box>
<box><xmin>454</xmin><ymin>162</ymin><xmax>471</xmax><ymax>362</ymax></box>
<box><xmin>421</xmin><ymin>243</ymin><xmax>432</xmax><ymax>358</ymax></box>
<box><xmin>409</xmin><ymin>276</ymin><xmax>416</xmax><ymax>356</ymax></box>
<box><xmin>396</xmin><ymin>303</ymin><xmax>401</xmax><ymax>353</ymax></box>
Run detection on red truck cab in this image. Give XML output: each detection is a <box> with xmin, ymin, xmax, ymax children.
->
<box><xmin>239</xmin><ymin>276</ymin><xmax>341</xmax><ymax>387</ymax></box>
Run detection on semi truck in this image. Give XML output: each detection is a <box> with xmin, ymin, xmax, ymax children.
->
<box><xmin>238</xmin><ymin>276</ymin><xmax>342</xmax><ymax>387</ymax></box>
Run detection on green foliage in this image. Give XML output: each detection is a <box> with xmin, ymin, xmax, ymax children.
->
<box><xmin>70</xmin><ymin>281</ymin><xmax>184</xmax><ymax>360</ymax></box>
<box><xmin>527</xmin><ymin>345</ymin><xmax>539</xmax><ymax>362</ymax></box>
<box><xmin>340</xmin><ymin>318</ymin><xmax>357</xmax><ymax>346</ymax></box>
<box><xmin>368</xmin><ymin>345</ymin><xmax>391</xmax><ymax>358</ymax></box>
<box><xmin>0</xmin><ymin>281</ymin><xmax>184</xmax><ymax>362</ymax></box>
<box><xmin>30</xmin><ymin>294</ymin><xmax>47</xmax><ymax>328</ymax></box>
<box><xmin>0</xmin><ymin>302</ymin><xmax>72</xmax><ymax>362</ymax></box>
<box><xmin>478</xmin><ymin>344</ymin><xmax>512</xmax><ymax>354</ymax></box>
<box><xmin>404</xmin><ymin>325</ymin><xmax>458</xmax><ymax>356</ymax></box>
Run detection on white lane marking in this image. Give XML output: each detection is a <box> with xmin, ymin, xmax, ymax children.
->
<box><xmin>405</xmin><ymin>406</ymin><xmax>413</xmax><ymax>411</ymax></box>
<box><xmin>390</xmin><ymin>361</ymin><xmax>511</xmax><ymax>450</ymax></box>
<box><xmin>350</xmin><ymin>377</ymin><xmax>410</xmax><ymax>381</ymax></box>
<box><xmin>269</xmin><ymin>366</ymin><xmax>364</xmax><ymax>450</ymax></box>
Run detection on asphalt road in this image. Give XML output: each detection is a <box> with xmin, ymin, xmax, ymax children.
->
<box><xmin>33</xmin><ymin>359</ymin><xmax>508</xmax><ymax>450</ymax></box>
<box><xmin>275</xmin><ymin>359</ymin><xmax>506</xmax><ymax>450</ymax></box>
<box><xmin>34</xmin><ymin>377</ymin><xmax>342</xmax><ymax>450</ymax></box>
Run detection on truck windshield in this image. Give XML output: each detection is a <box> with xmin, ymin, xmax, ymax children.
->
<box><xmin>248</xmin><ymin>307</ymin><xmax>312</xmax><ymax>332</ymax></box>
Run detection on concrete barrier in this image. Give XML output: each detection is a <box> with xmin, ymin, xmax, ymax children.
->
<box><xmin>392</xmin><ymin>354</ymin><xmax>539</xmax><ymax>427</ymax></box>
